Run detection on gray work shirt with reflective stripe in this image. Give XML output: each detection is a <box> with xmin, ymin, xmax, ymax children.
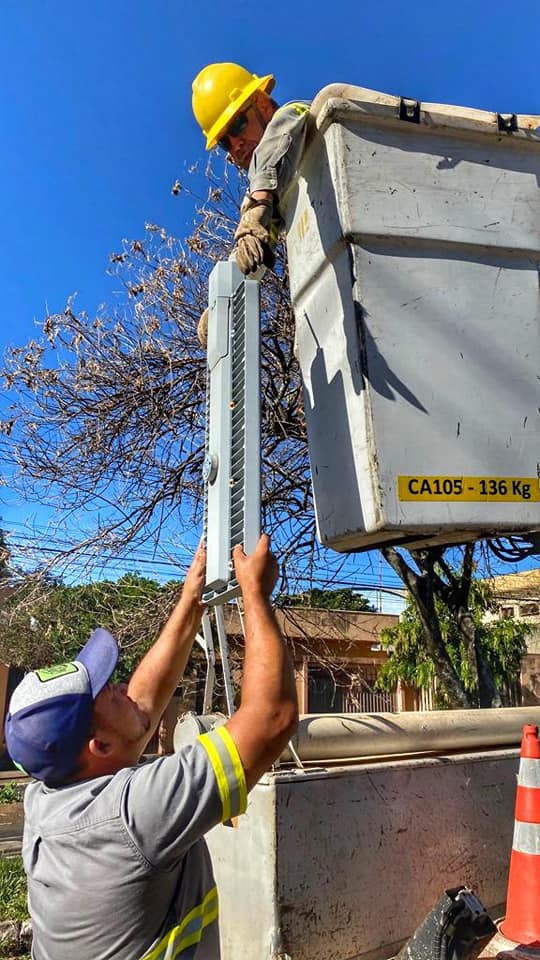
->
<box><xmin>229</xmin><ymin>100</ymin><xmax>310</xmax><ymax>279</ymax></box>
<box><xmin>248</xmin><ymin>100</ymin><xmax>311</xmax><ymax>202</ymax></box>
<box><xmin>23</xmin><ymin>728</ymin><xmax>247</xmax><ymax>960</ymax></box>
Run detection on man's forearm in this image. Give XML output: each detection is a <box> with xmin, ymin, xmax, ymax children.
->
<box><xmin>127</xmin><ymin>594</ymin><xmax>202</xmax><ymax>735</ymax></box>
<box><xmin>251</xmin><ymin>189</ymin><xmax>275</xmax><ymax>202</ymax></box>
<box><xmin>127</xmin><ymin>542</ymin><xmax>206</xmax><ymax>735</ymax></box>
<box><xmin>227</xmin><ymin>588</ymin><xmax>298</xmax><ymax>787</ymax></box>
<box><xmin>239</xmin><ymin>589</ymin><xmax>296</xmax><ymax>712</ymax></box>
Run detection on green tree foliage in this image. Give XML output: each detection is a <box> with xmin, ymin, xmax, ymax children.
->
<box><xmin>376</xmin><ymin>578</ymin><xmax>529</xmax><ymax>708</ymax></box>
<box><xmin>0</xmin><ymin>573</ymin><xmax>179</xmax><ymax>675</ymax></box>
<box><xmin>0</xmin><ymin>781</ymin><xmax>22</xmax><ymax>804</ymax></box>
<box><xmin>277</xmin><ymin>587</ymin><xmax>374</xmax><ymax>611</ymax></box>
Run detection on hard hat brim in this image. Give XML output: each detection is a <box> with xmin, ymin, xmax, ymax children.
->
<box><xmin>205</xmin><ymin>73</ymin><xmax>275</xmax><ymax>150</ymax></box>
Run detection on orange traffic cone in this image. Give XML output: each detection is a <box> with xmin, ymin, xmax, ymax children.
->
<box><xmin>500</xmin><ymin>724</ymin><xmax>540</xmax><ymax>945</ymax></box>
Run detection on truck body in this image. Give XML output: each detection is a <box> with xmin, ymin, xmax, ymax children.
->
<box><xmin>207</xmin><ymin>745</ymin><xmax>514</xmax><ymax>959</ymax></box>
<box><xmin>175</xmin><ymin>707</ymin><xmax>540</xmax><ymax>959</ymax></box>
<box><xmin>281</xmin><ymin>85</ymin><xmax>540</xmax><ymax>552</ymax></box>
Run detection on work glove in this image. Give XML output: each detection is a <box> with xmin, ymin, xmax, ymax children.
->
<box><xmin>197</xmin><ymin>308</ymin><xmax>209</xmax><ymax>348</ymax></box>
<box><xmin>233</xmin><ymin>197</ymin><xmax>275</xmax><ymax>275</ymax></box>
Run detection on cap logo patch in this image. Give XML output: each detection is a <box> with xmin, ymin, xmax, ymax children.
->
<box><xmin>35</xmin><ymin>663</ymin><xmax>78</xmax><ymax>682</ymax></box>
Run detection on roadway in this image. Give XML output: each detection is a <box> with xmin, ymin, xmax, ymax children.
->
<box><xmin>0</xmin><ymin>772</ymin><xmax>28</xmax><ymax>855</ymax></box>
<box><xmin>0</xmin><ymin>802</ymin><xmax>23</xmax><ymax>855</ymax></box>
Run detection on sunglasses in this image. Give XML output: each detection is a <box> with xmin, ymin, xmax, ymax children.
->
<box><xmin>218</xmin><ymin>111</ymin><xmax>250</xmax><ymax>152</ymax></box>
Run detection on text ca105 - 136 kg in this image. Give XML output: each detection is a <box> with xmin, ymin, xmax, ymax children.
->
<box><xmin>398</xmin><ymin>476</ymin><xmax>540</xmax><ymax>503</ymax></box>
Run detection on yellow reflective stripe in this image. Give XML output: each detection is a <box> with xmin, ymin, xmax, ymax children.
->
<box><xmin>174</xmin><ymin>892</ymin><xmax>219</xmax><ymax>956</ymax></box>
<box><xmin>198</xmin><ymin>732</ymin><xmax>232</xmax><ymax>822</ymax></box>
<box><xmin>215</xmin><ymin>726</ymin><xmax>247</xmax><ymax>815</ymax></box>
<box><xmin>275</xmin><ymin>101</ymin><xmax>310</xmax><ymax>117</ymax></box>
<box><xmin>198</xmin><ymin>727</ymin><xmax>248</xmax><ymax>821</ymax></box>
<box><xmin>269</xmin><ymin>221</ymin><xmax>280</xmax><ymax>244</ymax></box>
<box><xmin>140</xmin><ymin>886</ymin><xmax>218</xmax><ymax>960</ymax></box>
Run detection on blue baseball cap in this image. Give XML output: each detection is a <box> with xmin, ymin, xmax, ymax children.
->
<box><xmin>4</xmin><ymin>628</ymin><xmax>118</xmax><ymax>785</ymax></box>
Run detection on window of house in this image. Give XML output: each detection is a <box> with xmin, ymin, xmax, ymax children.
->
<box><xmin>307</xmin><ymin>663</ymin><xmax>396</xmax><ymax>714</ymax></box>
<box><xmin>500</xmin><ymin>606</ymin><xmax>515</xmax><ymax>619</ymax></box>
<box><xmin>308</xmin><ymin>668</ymin><xmax>343</xmax><ymax>713</ymax></box>
<box><xmin>520</xmin><ymin>603</ymin><xmax>540</xmax><ymax>618</ymax></box>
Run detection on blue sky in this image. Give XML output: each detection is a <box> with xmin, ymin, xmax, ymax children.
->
<box><xmin>2</xmin><ymin>0</ymin><xmax>538</xmax><ymax>347</ymax></box>
<box><xmin>1</xmin><ymin>0</ymin><xmax>539</xmax><ymax>597</ymax></box>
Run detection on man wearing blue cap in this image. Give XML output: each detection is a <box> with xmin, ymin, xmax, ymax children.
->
<box><xmin>5</xmin><ymin>534</ymin><xmax>297</xmax><ymax>960</ymax></box>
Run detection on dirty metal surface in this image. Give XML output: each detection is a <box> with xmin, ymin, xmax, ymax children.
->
<box><xmin>206</xmin><ymin>780</ymin><xmax>280</xmax><ymax>959</ymax></box>
<box><xmin>276</xmin><ymin>751</ymin><xmax>515</xmax><ymax>960</ymax></box>
<box><xmin>207</xmin><ymin>750</ymin><xmax>518</xmax><ymax>960</ymax></box>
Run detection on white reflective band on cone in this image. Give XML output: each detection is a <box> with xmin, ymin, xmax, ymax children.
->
<box><xmin>518</xmin><ymin>758</ymin><xmax>540</xmax><ymax>788</ymax></box>
<box><xmin>513</xmin><ymin>820</ymin><xmax>540</xmax><ymax>855</ymax></box>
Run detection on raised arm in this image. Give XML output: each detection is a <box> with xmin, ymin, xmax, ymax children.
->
<box><xmin>226</xmin><ymin>534</ymin><xmax>298</xmax><ymax>790</ymax></box>
<box><xmin>127</xmin><ymin>543</ymin><xmax>206</xmax><ymax>744</ymax></box>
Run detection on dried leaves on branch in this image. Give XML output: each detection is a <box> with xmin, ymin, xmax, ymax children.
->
<box><xmin>0</xmin><ymin>160</ymin><xmax>359</xmax><ymax>681</ymax></box>
<box><xmin>0</xmin><ymin>161</ymin><xmax>310</xmax><ymax>584</ymax></box>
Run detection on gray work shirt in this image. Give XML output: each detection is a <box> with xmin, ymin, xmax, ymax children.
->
<box><xmin>22</xmin><ymin>727</ymin><xmax>247</xmax><ymax>960</ymax></box>
<box><xmin>248</xmin><ymin>100</ymin><xmax>311</xmax><ymax>203</ymax></box>
<box><xmin>229</xmin><ymin>100</ymin><xmax>310</xmax><ymax>278</ymax></box>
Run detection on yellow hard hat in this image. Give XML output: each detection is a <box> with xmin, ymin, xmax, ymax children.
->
<box><xmin>192</xmin><ymin>62</ymin><xmax>275</xmax><ymax>150</ymax></box>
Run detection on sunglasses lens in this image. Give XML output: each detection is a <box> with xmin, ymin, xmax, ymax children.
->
<box><xmin>217</xmin><ymin>110</ymin><xmax>251</xmax><ymax>152</ymax></box>
<box><xmin>228</xmin><ymin>112</ymin><xmax>248</xmax><ymax>137</ymax></box>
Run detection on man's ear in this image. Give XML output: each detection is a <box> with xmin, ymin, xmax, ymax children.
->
<box><xmin>88</xmin><ymin>736</ymin><xmax>114</xmax><ymax>758</ymax></box>
<box><xmin>255</xmin><ymin>92</ymin><xmax>276</xmax><ymax>124</ymax></box>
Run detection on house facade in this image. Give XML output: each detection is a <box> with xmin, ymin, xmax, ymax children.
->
<box><xmin>484</xmin><ymin>568</ymin><xmax>540</xmax><ymax>706</ymax></box>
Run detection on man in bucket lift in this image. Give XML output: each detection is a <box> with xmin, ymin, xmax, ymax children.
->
<box><xmin>5</xmin><ymin>535</ymin><xmax>297</xmax><ymax>960</ymax></box>
<box><xmin>191</xmin><ymin>62</ymin><xmax>310</xmax><ymax>345</ymax></box>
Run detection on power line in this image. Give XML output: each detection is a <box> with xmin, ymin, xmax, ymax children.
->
<box><xmin>7</xmin><ymin>550</ymin><xmax>406</xmax><ymax>594</ymax></box>
<box><xmin>5</xmin><ymin>528</ymin><xmax>406</xmax><ymax>590</ymax></box>
<box><xmin>5</xmin><ymin>530</ymin><xmax>195</xmax><ymax>564</ymax></box>
<box><xmin>6</xmin><ymin>540</ymin><xmax>189</xmax><ymax>573</ymax></box>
